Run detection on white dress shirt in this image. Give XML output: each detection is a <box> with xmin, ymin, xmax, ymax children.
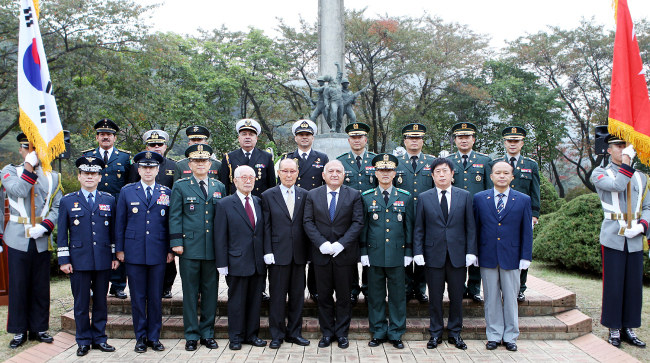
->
<box><xmin>99</xmin><ymin>146</ymin><xmax>114</xmax><ymax>160</ymax></box>
<box><xmin>297</xmin><ymin>149</ymin><xmax>312</xmax><ymax>160</ymax></box>
<box><xmin>326</xmin><ymin>186</ymin><xmax>341</xmax><ymax>209</ymax></box>
<box><xmin>236</xmin><ymin>190</ymin><xmax>257</xmax><ymax>223</ymax></box>
<box><xmin>493</xmin><ymin>188</ymin><xmax>511</xmax><ymax>209</ymax></box>
<box><xmin>437</xmin><ymin>186</ymin><xmax>452</xmax><ymax>213</ymax></box>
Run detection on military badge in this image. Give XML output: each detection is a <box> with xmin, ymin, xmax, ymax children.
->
<box><xmin>213</xmin><ymin>191</ymin><xmax>222</xmax><ymax>198</ymax></box>
<box><xmin>132</xmin><ymin>207</ymin><xmax>138</xmax><ymax>213</ymax></box>
<box><xmin>189</xmin><ymin>204</ymin><xmax>194</xmax><ymax>211</ymax></box>
<box><xmin>476</xmin><ymin>175</ymin><xmax>482</xmax><ymax>182</ymax></box>
<box><xmin>369</xmin><ymin>175</ymin><xmax>374</xmax><ymax>183</ymax></box>
<box><xmin>521</xmin><ymin>168</ymin><xmax>532</xmax><ymax>173</ymax></box>
<box><xmin>397</xmin><ymin>213</ymin><xmax>403</xmax><ymax>222</ymax></box>
<box><xmin>117</xmin><ymin>174</ymin><xmax>121</xmax><ymax>179</ymax></box>
<box><xmin>99</xmin><ymin>204</ymin><xmax>110</xmax><ymax>211</ymax></box>
<box><xmin>74</xmin><ymin>219</ymin><xmax>80</xmax><ymax>225</ymax></box>
<box><xmin>393</xmin><ymin>201</ymin><xmax>404</xmax><ymax>207</ymax></box>
<box><xmin>472</xmin><ymin>164</ymin><xmax>484</xmax><ymax>168</ymax></box>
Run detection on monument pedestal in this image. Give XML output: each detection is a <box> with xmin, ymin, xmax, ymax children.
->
<box><xmin>313</xmin><ymin>133</ymin><xmax>349</xmax><ymax>160</ymax></box>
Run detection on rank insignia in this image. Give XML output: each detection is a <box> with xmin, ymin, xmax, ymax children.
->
<box><xmin>99</xmin><ymin>204</ymin><xmax>110</xmax><ymax>211</ymax></box>
<box><xmin>472</xmin><ymin>164</ymin><xmax>484</xmax><ymax>168</ymax></box>
<box><xmin>74</xmin><ymin>202</ymin><xmax>79</xmax><ymax>208</ymax></box>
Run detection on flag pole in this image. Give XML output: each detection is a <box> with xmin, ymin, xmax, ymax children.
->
<box><xmin>28</xmin><ymin>142</ymin><xmax>35</xmax><ymax>227</ymax></box>
<box><xmin>627</xmin><ymin>142</ymin><xmax>633</xmax><ymax>229</ymax></box>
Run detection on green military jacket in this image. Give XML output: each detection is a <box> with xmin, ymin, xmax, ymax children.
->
<box><xmin>449</xmin><ymin>150</ymin><xmax>494</xmax><ymax>197</ymax></box>
<box><xmin>360</xmin><ymin>187</ymin><xmax>414</xmax><ymax>267</ymax></box>
<box><xmin>337</xmin><ymin>150</ymin><xmax>378</xmax><ymax>192</ymax></box>
<box><xmin>393</xmin><ymin>152</ymin><xmax>436</xmax><ymax>203</ymax></box>
<box><xmin>173</xmin><ymin>158</ymin><xmax>222</xmax><ymax>183</ymax></box>
<box><xmin>169</xmin><ymin>176</ymin><xmax>226</xmax><ymax>260</ymax></box>
<box><xmin>493</xmin><ymin>155</ymin><xmax>541</xmax><ymax>218</ymax></box>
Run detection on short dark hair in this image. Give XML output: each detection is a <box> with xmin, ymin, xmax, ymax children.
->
<box><xmin>491</xmin><ymin>160</ymin><xmax>514</xmax><ymax>173</ymax></box>
<box><xmin>431</xmin><ymin>157</ymin><xmax>454</xmax><ymax>172</ymax></box>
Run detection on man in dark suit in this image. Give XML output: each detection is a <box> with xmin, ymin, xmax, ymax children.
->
<box><xmin>115</xmin><ymin>151</ymin><xmax>173</xmax><ymax>353</ymax></box>
<box><xmin>413</xmin><ymin>158</ymin><xmax>477</xmax><ymax>350</ymax></box>
<box><xmin>473</xmin><ymin>161</ymin><xmax>533</xmax><ymax>352</ymax></box>
<box><xmin>261</xmin><ymin>158</ymin><xmax>311</xmax><ymax>349</ymax></box>
<box><xmin>57</xmin><ymin>156</ymin><xmax>118</xmax><ymax>356</ymax></box>
<box><xmin>303</xmin><ymin>160</ymin><xmax>364</xmax><ymax>349</ymax></box>
<box><xmin>215</xmin><ymin>165</ymin><xmax>267</xmax><ymax>350</ymax></box>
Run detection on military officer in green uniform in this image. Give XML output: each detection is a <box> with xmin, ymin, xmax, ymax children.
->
<box><xmin>448</xmin><ymin>122</ymin><xmax>493</xmax><ymax>303</ymax></box>
<box><xmin>360</xmin><ymin>154</ymin><xmax>413</xmax><ymax>350</ymax></box>
<box><xmin>492</xmin><ymin>126</ymin><xmax>540</xmax><ymax>302</ymax></box>
<box><xmin>169</xmin><ymin>144</ymin><xmax>226</xmax><ymax>351</ymax></box>
<box><xmin>394</xmin><ymin>123</ymin><xmax>435</xmax><ymax>303</ymax></box>
<box><xmin>336</xmin><ymin>122</ymin><xmax>377</xmax><ymax>303</ymax></box>
<box><xmin>173</xmin><ymin>125</ymin><xmax>222</xmax><ymax>183</ymax></box>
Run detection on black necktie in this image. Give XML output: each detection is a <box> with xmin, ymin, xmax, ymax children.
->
<box><xmin>383</xmin><ymin>190</ymin><xmax>389</xmax><ymax>205</ymax></box>
<box><xmin>302</xmin><ymin>152</ymin><xmax>308</xmax><ymax>162</ymax></box>
<box><xmin>411</xmin><ymin>155</ymin><xmax>418</xmax><ymax>172</ymax></box>
<box><xmin>510</xmin><ymin>156</ymin><xmax>517</xmax><ymax>171</ymax></box>
<box><xmin>441</xmin><ymin>190</ymin><xmax>448</xmax><ymax>222</ymax></box>
<box><xmin>462</xmin><ymin>155</ymin><xmax>468</xmax><ymax>168</ymax></box>
<box><xmin>356</xmin><ymin>155</ymin><xmax>361</xmax><ymax>169</ymax></box>
<box><xmin>103</xmin><ymin>150</ymin><xmax>109</xmax><ymax>164</ymax></box>
<box><xmin>243</xmin><ymin>152</ymin><xmax>250</xmax><ymax>165</ymax></box>
<box><xmin>146</xmin><ymin>186</ymin><xmax>152</xmax><ymax>204</ymax></box>
<box><xmin>199</xmin><ymin>180</ymin><xmax>207</xmax><ymax>198</ymax></box>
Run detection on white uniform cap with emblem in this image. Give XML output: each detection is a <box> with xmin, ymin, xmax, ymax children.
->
<box><xmin>292</xmin><ymin>119</ymin><xmax>318</xmax><ymax>135</ymax></box>
<box><xmin>236</xmin><ymin>118</ymin><xmax>261</xmax><ymax>135</ymax></box>
<box><xmin>142</xmin><ymin>129</ymin><xmax>169</xmax><ymax>144</ymax></box>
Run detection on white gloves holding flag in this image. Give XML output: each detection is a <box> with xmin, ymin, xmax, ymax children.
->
<box><xmin>466</xmin><ymin>254</ymin><xmax>478</xmax><ymax>267</ymax></box>
<box><xmin>414</xmin><ymin>255</ymin><xmax>425</xmax><ymax>266</ymax></box>
<box><xmin>624</xmin><ymin>223</ymin><xmax>645</xmax><ymax>238</ymax></box>
<box><xmin>263</xmin><ymin>254</ymin><xmax>275</xmax><ymax>265</ymax></box>
<box><xmin>622</xmin><ymin>145</ymin><xmax>636</xmax><ymax>160</ymax></box>
<box><xmin>404</xmin><ymin>256</ymin><xmax>413</xmax><ymax>267</ymax></box>
<box><xmin>519</xmin><ymin>259</ymin><xmax>531</xmax><ymax>270</ymax></box>
<box><xmin>25</xmin><ymin>151</ymin><xmax>39</xmax><ymax>168</ymax></box>
<box><xmin>29</xmin><ymin>225</ymin><xmax>47</xmax><ymax>239</ymax></box>
<box><xmin>217</xmin><ymin>267</ymin><xmax>228</xmax><ymax>276</ymax></box>
<box><xmin>361</xmin><ymin>255</ymin><xmax>370</xmax><ymax>267</ymax></box>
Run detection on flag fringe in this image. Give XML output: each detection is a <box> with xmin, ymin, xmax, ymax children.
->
<box><xmin>33</xmin><ymin>0</ymin><xmax>39</xmax><ymax>20</ymax></box>
<box><xmin>612</xmin><ymin>0</ymin><xmax>619</xmax><ymax>23</ymax></box>
<box><xmin>609</xmin><ymin>117</ymin><xmax>650</xmax><ymax>165</ymax></box>
<box><xmin>19</xmin><ymin>108</ymin><xmax>65</xmax><ymax>173</ymax></box>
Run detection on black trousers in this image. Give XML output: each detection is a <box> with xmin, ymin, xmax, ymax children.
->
<box><xmin>70</xmin><ymin>269</ymin><xmax>111</xmax><ymax>345</ymax></box>
<box><xmin>268</xmin><ymin>262</ymin><xmax>306</xmax><ymax>340</ymax></box>
<box><xmin>314</xmin><ymin>261</ymin><xmax>354</xmax><ymax>338</ymax></box>
<box><xmin>406</xmin><ymin>261</ymin><xmax>427</xmax><ymax>297</ymax></box>
<box><xmin>226</xmin><ymin>272</ymin><xmax>265</xmax><ymax>343</ymax></box>
<box><xmin>601</xmin><ymin>244</ymin><xmax>643</xmax><ymax>329</ymax></box>
<box><xmin>425</xmin><ymin>253</ymin><xmax>466</xmax><ymax>338</ymax></box>
<box><xmin>7</xmin><ymin>240</ymin><xmax>50</xmax><ymax>334</ymax></box>
<box><xmin>126</xmin><ymin>263</ymin><xmax>166</xmax><ymax>341</ymax></box>
<box><xmin>351</xmin><ymin>265</ymin><xmax>368</xmax><ymax>297</ymax></box>
<box><xmin>465</xmin><ymin>265</ymin><xmax>482</xmax><ymax>296</ymax></box>
<box><xmin>162</xmin><ymin>259</ymin><xmax>177</xmax><ymax>292</ymax></box>
<box><xmin>109</xmin><ymin>262</ymin><xmax>127</xmax><ymax>292</ymax></box>
<box><xmin>307</xmin><ymin>262</ymin><xmax>317</xmax><ymax>295</ymax></box>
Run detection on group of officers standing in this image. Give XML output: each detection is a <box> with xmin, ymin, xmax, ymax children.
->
<box><xmin>18</xmin><ymin>113</ymin><xmax>650</xmax><ymax>355</ymax></box>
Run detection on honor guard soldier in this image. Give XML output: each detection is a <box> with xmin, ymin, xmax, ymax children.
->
<box><xmin>82</xmin><ymin>118</ymin><xmax>131</xmax><ymax>299</ymax></box>
<box><xmin>129</xmin><ymin>130</ymin><xmax>177</xmax><ymax>298</ymax></box>
<box><xmin>220</xmin><ymin>119</ymin><xmax>276</xmax><ymax>197</ymax></box>
<box><xmin>116</xmin><ymin>151</ymin><xmax>173</xmax><ymax>353</ymax></box>
<box><xmin>282</xmin><ymin>119</ymin><xmax>329</xmax><ymax>190</ymax></box>
<box><xmin>173</xmin><ymin>125</ymin><xmax>221</xmax><ymax>183</ymax></box>
<box><xmin>360</xmin><ymin>154</ymin><xmax>414</xmax><ymax>349</ymax></box>
<box><xmin>395</xmin><ymin>123</ymin><xmax>435</xmax><ymax>303</ymax></box>
<box><xmin>57</xmin><ymin>156</ymin><xmax>118</xmax><ymax>356</ymax></box>
<box><xmin>169</xmin><ymin>144</ymin><xmax>225</xmax><ymax>351</ymax></box>
<box><xmin>448</xmin><ymin>122</ymin><xmax>493</xmax><ymax>303</ymax></box>
<box><xmin>592</xmin><ymin>137</ymin><xmax>648</xmax><ymax>348</ymax></box>
<box><xmin>492</xmin><ymin>126</ymin><xmax>540</xmax><ymax>302</ymax></box>
<box><xmin>336</xmin><ymin>122</ymin><xmax>376</xmax><ymax>304</ymax></box>
<box><xmin>4</xmin><ymin>133</ymin><xmax>63</xmax><ymax>348</ymax></box>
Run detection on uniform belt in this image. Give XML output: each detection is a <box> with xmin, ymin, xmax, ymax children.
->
<box><xmin>604</xmin><ymin>212</ymin><xmax>642</xmax><ymax>220</ymax></box>
<box><xmin>9</xmin><ymin>215</ymin><xmax>43</xmax><ymax>224</ymax></box>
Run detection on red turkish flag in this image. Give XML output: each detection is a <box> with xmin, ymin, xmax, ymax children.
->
<box><xmin>608</xmin><ymin>0</ymin><xmax>650</xmax><ymax>165</ymax></box>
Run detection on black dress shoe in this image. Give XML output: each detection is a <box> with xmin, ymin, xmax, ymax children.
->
<box><xmin>318</xmin><ymin>336</ymin><xmax>332</xmax><ymax>348</ymax></box>
<box><xmin>285</xmin><ymin>336</ymin><xmax>310</xmax><ymax>346</ymax></box>
<box><xmin>29</xmin><ymin>331</ymin><xmax>54</xmax><ymax>343</ymax></box>
<box><xmin>517</xmin><ymin>292</ymin><xmax>525</xmax><ymax>302</ymax></box>
<box><xmin>162</xmin><ymin>290</ymin><xmax>172</xmax><ymax>299</ymax></box>
<box><xmin>448</xmin><ymin>336</ymin><xmax>467</xmax><ymax>350</ymax></box>
<box><xmin>262</xmin><ymin>292</ymin><xmax>270</xmax><ymax>301</ymax></box>
<box><xmin>77</xmin><ymin>345</ymin><xmax>90</xmax><ymax>356</ymax></box>
<box><xmin>622</xmin><ymin>328</ymin><xmax>646</xmax><ymax>348</ymax></box>
<box><xmin>609</xmin><ymin>329</ymin><xmax>621</xmax><ymax>347</ymax></box>
<box><xmin>200</xmin><ymin>338</ymin><xmax>219</xmax><ymax>349</ymax></box>
<box><xmin>471</xmin><ymin>294</ymin><xmax>483</xmax><ymax>303</ymax></box>
<box><xmin>368</xmin><ymin>338</ymin><xmax>386</xmax><ymax>347</ymax></box>
<box><xmin>389</xmin><ymin>339</ymin><xmax>404</xmax><ymax>349</ymax></box>
<box><xmin>9</xmin><ymin>333</ymin><xmax>27</xmax><ymax>349</ymax></box>
<box><xmin>245</xmin><ymin>337</ymin><xmax>267</xmax><ymax>347</ymax></box>
<box><xmin>337</xmin><ymin>336</ymin><xmax>349</xmax><ymax>349</ymax></box>
<box><xmin>185</xmin><ymin>340</ymin><xmax>198</xmax><ymax>351</ymax></box>
<box><xmin>93</xmin><ymin>342</ymin><xmax>116</xmax><ymax>352</ymax></box>
<box><xmin>505</xmin><ymin>342</ymin><xmax>517</xmax><ymax>351</ymax></box>
<box><xmin>416</xmin><ymin>294</ymin><xmax>429</xmax><ymax>303</ymax></box>
<box><xmin>427</xmin><ymin>336</ymin><xmax>442</xmax><ymax>349</ymax></box>
<box><xmin>230</xmin><ymin>341</ymin><xmax>242</xmax><ymax>350</ymax></box>
<box><xmin>110</xmin><ymin>289</ymin><xmax>127</xmax><ymax>299</ymax></box>
<box><xmin>148</xmin><ymin>340</ymin><xmax>165</xmax><ymax>351</ymax></box>
<box><xmin>486</xmin><ymin>341</ymin><xmax>500</xmax><ymax>350</ymax></box>
<box><xmin>134</xmin><ymin>339</ymin><xmax>147</xmax><ymax>353</ymax></box>
<box><xmin>269</xmin><ymin>339</ymin><xmax>282</xmax><ymax>349</ymax></box>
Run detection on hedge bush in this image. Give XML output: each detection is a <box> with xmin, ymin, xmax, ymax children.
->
<box><xmin>540</xmin><ymin>176</ymin><xmax>565</xmax><ymax>215</ymax></box>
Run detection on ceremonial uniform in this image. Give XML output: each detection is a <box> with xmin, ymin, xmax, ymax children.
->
<box><xmin>283</xmin><ymin>149</ymin><xmax>328</xmax><ymax>190</ymax></box>
<box><xmin>360</xmin><ymin>175</ymin><xmax>413</xmax><ymax>343</ymax></box>
<box><xmin>173</xmin><ymin>125</ymin><xmax>221</xmax><ymax>183</ymax></box>
<box><xmin>220</xmin><ymin>148</ymin><xmax>275</xmax><ymax>197</ymax></box>
<box><xmin>131</xmin><ymin>157</ymin><xmax>176</xmax><ymax>186</ymax></box>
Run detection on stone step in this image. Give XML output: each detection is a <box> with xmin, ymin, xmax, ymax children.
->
<box><xmin>61</xmin><ymin>309</ymin><xmax>592</xmax><ymax>341</ymax></box>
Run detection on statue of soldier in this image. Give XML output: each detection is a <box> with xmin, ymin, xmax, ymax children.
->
<box><xmin>307</xmin><ymin>77</ymin><xmax>330</xmax><ymax>125</ymax></box>
<box><xmin>324</xmin><ymin>62</ymin><xmax>344</xmax><ymax>132</ymax></box>
<box><xmin>339</xmin><ymin>80</ymin><xmax>368</xmax><ymax>126</ymax></box>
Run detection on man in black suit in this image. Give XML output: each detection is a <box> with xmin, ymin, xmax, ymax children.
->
<box><xmin>413</xmin><ymin>157</ymin><xmax>477</xmax><ymax>350</ymax></box>
<box><xmin>261</xmin><ymin>158</ymin><xmax>310</xmax><ymax>349</ymax></box>
<box><xmin>303</xmin><ymin>160</ymin><xmax>364</xmax><ymax>349</ymax></box>
<box><xmin>214</xmin><ymin>165</ymin><xmax>267</xmax><ymax>351</ymax></box>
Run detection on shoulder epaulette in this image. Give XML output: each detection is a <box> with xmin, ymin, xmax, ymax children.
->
<box><xmin>337</xmin><ymin>152</ymin><xmax>349</xmax><ymax>159</ymax></box>
<box><xmin>63</xmin><ymin>192</ymin><xmax>75</xmax><ymax>197</ymax></box>
<box><xmin>475</xmin><ymin>152</ymin><xmax>488</xmax><ymax>156</ymax></box>
<box><xmin>397</xmin><ymin>188</ymin><xmax>411</xmax><ymax>195</ymax></box>
<box><xmin>117</xmin><ymin>148</ymin><xmax>131</xmax><ymax>154</ymax></box>
<box><xmin>160</xmin><ymin>185</ymin><xmax>172</xmax><ymax>190</ymax></box>
<box><xmin>362</xmin><ymin>188</ymin><xmax>375</xmax><ymax>195</ymax></box>
<box><xmin>81</xmin><ymin>148</ymin><xmax>96</xmax><ymax>154</ymax></box>
<box><xmin>176</xmin><ymin>177</ymin><xmax>191</xmax><ymax>183</ymax></box>
<box><xmin>367</xmin><ymin>151</ymin><xmax>377</xmax><ymax>156</ymax></box>
<box><xmin>427</xmin><ymin>154</ymin><xmax>436</xmax><ymax>158</ymax></box>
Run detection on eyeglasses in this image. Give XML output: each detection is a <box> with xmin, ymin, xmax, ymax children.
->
<box><xmin>149</xmin><ymin>143</ymin><xmax>165</xmax><ymax>147</ymax></box>
<box><xmin>279</xmin><ymin>169</ymin><xmax>298</xmax><ymax>174</ymax></box>
<box><xmin>238</xmin><ymin>176</ymin><xmax>255</xmax><ymax>181</ymax></box>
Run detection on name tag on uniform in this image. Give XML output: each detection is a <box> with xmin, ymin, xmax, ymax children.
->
<box><xmin>157</xmin><ymin>194</ymin><xmax>170</xmax><ymax>205</ymax></box>
<box><xmin>187</xmin><ymin>197</ymin><xmax>196</xmax><ymax>201</ymax></box>
<box><xmin>131</xmin><ymin>202</ymin><xmax>140</xmax><ymax>205</ymax></box>
<box><xmin>521</xmin><ymin>168</ymin><xmax>532</xmax><ymax>173</ymax></box>
<box><xmin>472</xmin><ymin>164</ymin><xmax>484</xmax><ymax>168</ymax></box>
<box><xmin>99</xmin><ymin>204</ymin><xmax>110</xmax><ymax>211</ymax></box>
<box><xmin>71</xmin><ymin>208</ymin><xmax>81</xmax><ymax>211</ymax></box>
<box><xmin>166</xmin><ymin>170</ymin><xmax>174</xmax><ymax>175</ymax></box>
<box><xmin>183</xmin><ymin>170</ymin><xmax>192</xmax><ymax>174</ymax></box>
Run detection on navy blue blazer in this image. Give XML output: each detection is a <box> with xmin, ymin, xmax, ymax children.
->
<box><xmin>57</xmin><ymin>190</ymin><xmax>116</xmax><ymax>271</ymax></box>
<box><xmin>82</xmin><ymin>147</ymin><xmax>131</xmax><ymax>198</ymax></box>
<box><xmin>473</xmin><ymin>189</ymin><xmax>533</xmax><ymax>270</ymax></box>
<box><xmin>115</xmin><ymin>182</ymin><xmax>171</xmax><ymax>265</ymax></box>
<box><xmin>214</xmin><ymin>194</ymin><xmax>265</xmax><ymax>276</ymax></box>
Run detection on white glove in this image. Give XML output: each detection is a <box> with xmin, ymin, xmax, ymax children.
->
<box><xmin>331</xmin><ymin>242</ymin><xmax>344</xmax><ymax>257</ymax></box>
<box><xmin>622</xmin><ymin>145</ymin><xmax>636</xmax><ymax>160</ymax></box>
<box><xmin>624</xmin><ymin>223</ymin><xmax>645</xmax><ymax>238</ymax></box>
<box><xmin>465</xmin><ymin>254</ymin><xmax>477</xmax><ymax>267</ymax></box>
<box><xmin>361</xmin><ymin>255</ymin><xmax>370</xmax><ymax>267</ymax></box>
<box><xmin>414</xmin><ymin>255</ymin><xmax>425</xmax><ymax>266</ymax></box>
<box><xmin>263</xmin><ymin>254</ymin><xmax>275</xmax><ymax>265</ymax></box>
<box><xmin>519</xmin><ymin>259</ymin><xmax>531</xmax><ymax>270</ymax></box>
<box><xmin>404</xmin><ymin>256</ymin><xmax>413</xmax><ymax>267</ymax></box>
<box><xmin>319</xmin><ymin>241</ymin><xmax>334</xmax><ymax>255</ymax></box>
<box><xmin>29</xmin><ymin>224</ymin><xmax>47</xmax><ymax>239</ymax></box>
<box><xmin>217</xmin><ymin>267</ymin><xmax>228</xmax><ymax>276</ymax></box>
<box><xmin>25</xmin><ymin>151</ymin><xmax>39</xmax><ymax>167</ymax></box>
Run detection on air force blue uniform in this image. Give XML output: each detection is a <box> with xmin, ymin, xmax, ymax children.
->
<box><xmin>115</xmin><ymin>182</ymin><xmax>171</xmax><ymax>343</ymax></box>
<box><xmin>57</xmin><ymin>190</ymin><xmax>116</xmax><ymax>346</ymax></box>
